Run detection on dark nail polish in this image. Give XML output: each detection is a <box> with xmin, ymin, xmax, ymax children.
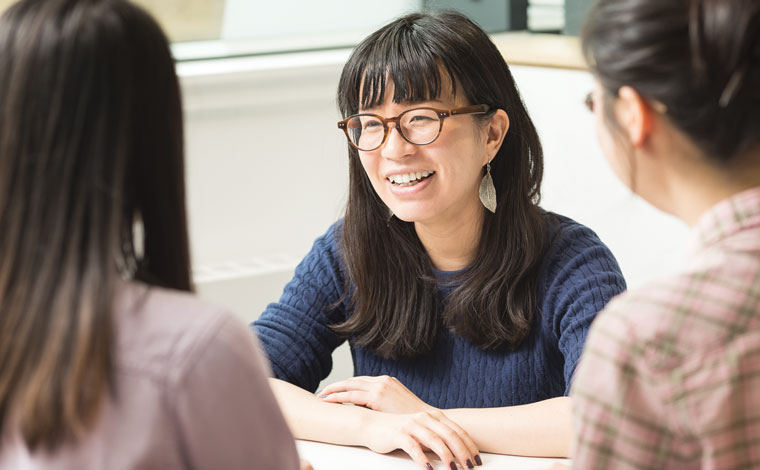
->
<box><xmin>426</xmin><ymin>464</ymin><xmax>434</xmax><ymax>470</ymax></box>
<box><xmin>466</xmin><ymin>458</ymin><xmax>474</xmax><ymax>469</ymax></box>
<box><xmin>449</xmin><ymin>462</ymin><xmax>457</xmax><ymax>470</ymax></box>
<box><xmin>474</xmin><ymin>454</ymin><xmax>483</xmax><ymax>466</ymax></box>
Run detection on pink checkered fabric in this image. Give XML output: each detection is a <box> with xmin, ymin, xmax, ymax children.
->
<box><xmin>570</xmin><ymin>187</ymin><xmax>760</xmax><ymax>469</ymax></box>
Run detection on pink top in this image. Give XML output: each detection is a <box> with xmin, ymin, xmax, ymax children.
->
<box><xmin>0</xmin><ymin>282</ymin><xmax>300</xmax><ymax>469</ymax></box>
<box><xmin>571</xmin><ymin>187</ymin><xmax>760</xmax><ymax>469</ymax></box>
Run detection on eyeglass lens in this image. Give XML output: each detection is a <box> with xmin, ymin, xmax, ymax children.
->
<box><xmin>346</xmin><ymin>108</ymin><xmax>441</xmax><ymax>151</ymax></box>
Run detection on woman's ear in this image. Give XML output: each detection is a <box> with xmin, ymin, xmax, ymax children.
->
<box><xmin>483</xmin><ymin>109</ymin><xmax>509</xmax><ymax>164</ymax></box>
<box><xmin>616</xmin><ymin>86</ymin><xmax>654</xmax><ymax>148</ymax></box>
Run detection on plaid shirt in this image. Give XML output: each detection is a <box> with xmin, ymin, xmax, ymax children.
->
<box><xmin>570</xmin><ymin>187</ymin><xmax>760</xmax><ymax>470</ymax></box>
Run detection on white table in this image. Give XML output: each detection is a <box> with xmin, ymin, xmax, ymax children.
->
<box><xmin>297</xmin><ymin>440</ymin><xmax>571</xmax><ymax>470</ymax></box>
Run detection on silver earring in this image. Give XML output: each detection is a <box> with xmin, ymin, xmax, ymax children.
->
<box><xmin>479</xmin><ymin>161</ymin><xmax>497</xmax><ymax>213</ymax></box>
<box><xmin>116</xmin><ymin>212</ymin><xmax>143</xmax><ymax>280</ymax></box>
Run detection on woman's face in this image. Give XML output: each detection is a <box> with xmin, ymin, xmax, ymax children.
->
<box><xmin>357</xmin><ymin>83</ymin><xmax>491</xmax><ymax>228</ymax></box>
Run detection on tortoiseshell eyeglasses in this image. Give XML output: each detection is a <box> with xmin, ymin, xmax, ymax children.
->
<box><xmin>337</xmin><ymin>104</ymin><xmax>490</xmax><ymax>151</ymax></box>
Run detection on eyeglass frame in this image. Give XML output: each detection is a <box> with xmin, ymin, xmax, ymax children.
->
<box><xmin>337</xmin><ymin>104</ymin><xmax>491</xmax><ymax>151</ymax></box>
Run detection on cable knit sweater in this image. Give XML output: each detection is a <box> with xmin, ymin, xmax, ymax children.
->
<box><xmin>253</xmin><ymin>213</ymin><xmax>626</xmax><ymax>409</ymax></box>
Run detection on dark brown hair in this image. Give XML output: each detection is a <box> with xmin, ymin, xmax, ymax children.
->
<box><xmin>333</xmin><ymin>11</ymin><xmax>548</xmax><ymax>359</ymax></box>
<box><xmin>583</xmin><ymin>0</ymin><xmax>760</xmax><ymax>162</ymax></box>
<box><xmin>0</xmin><ymin>0</ymin><xmax>190</xmax><ymax>450</ymax></box>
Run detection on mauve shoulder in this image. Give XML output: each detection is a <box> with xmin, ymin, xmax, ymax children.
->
<box><xmin>113</xmin><ymin>281</ymin><xmax>245</xmax><ymax>381</ymax></box>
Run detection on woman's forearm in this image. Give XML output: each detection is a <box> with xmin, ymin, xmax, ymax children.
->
<box><xmin>444</xmin><ymin>396</ymin><xmax>573</xmax><ymax>457</ymax></box>
<box><xmin>271</xmin><ymin>377</ymin><xmax>571</xmax><ymax>458</ymax></box>
<box><xmin>268</xmin><ymin>378</ymin><xmax>374</xmax><ymax>446</ymax></box>
<box><xmin>269</xmin><ymin>377</ymin><xmax>483</xmax><ymax>469</ymax></box>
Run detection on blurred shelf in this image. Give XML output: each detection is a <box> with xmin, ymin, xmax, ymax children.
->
<box><xmin>491</xmin><ymin>31</ymin><xmax>585</xmax><ymax>70</ymax></box>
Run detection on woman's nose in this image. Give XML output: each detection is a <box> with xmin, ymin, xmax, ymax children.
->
<box><xmin>380</xmin><ymin>123</ymin><xmax>413</xmax><ymax>160</ymax></box>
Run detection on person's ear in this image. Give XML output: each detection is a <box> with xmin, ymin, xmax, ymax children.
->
<box><xmin>615</xmin><ymin>86</ymin><xmax>654</xmax><ymax>148</ymax></box>
<box><xmin>483</xmin><ymin>109</ymin><xmax>509</xmax><ymax>164</ymax></box>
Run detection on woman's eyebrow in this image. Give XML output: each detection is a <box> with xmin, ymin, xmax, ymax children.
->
<box><xmin>360</xmin><ymin>99</ymin><xmax>447</xmax><ymax>112</ymax></box>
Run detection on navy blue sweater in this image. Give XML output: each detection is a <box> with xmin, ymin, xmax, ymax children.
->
<box><xmin>253</xmin><ymin>214</ymin><xmax>626</xmax><ymax>409</ymax></box>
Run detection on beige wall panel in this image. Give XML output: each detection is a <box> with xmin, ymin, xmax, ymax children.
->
<box><xmin>0</xmin><ymin>0</ymin><xmax>226</xmax><ymax>43</ymax></box>
<box><xmin>132</xmin><ymin>0</ymin><xmax>225</xmax><ymax>42</ymax></box>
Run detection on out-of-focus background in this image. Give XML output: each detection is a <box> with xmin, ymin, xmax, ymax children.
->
<box><xmin>0</xmin><ymin>0</ymin><xmax>688</xmax><ymax>387</ymax></box>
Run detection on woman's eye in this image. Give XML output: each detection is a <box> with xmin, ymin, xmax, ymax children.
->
<box><xmin>408</xmin><ymin>115</ymin><xmax>435</xmax><ymax>123</ymax></box>
<box><xmin>363</xmin><ymin>120</ymin><xmax>383</xmax><ymax>129</ymax></box>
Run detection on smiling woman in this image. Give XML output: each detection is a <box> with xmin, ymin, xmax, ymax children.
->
<box><xmin>253</xmin><ymin>10</ymin><xmax>626</xmax><ymax>470</ymax></box>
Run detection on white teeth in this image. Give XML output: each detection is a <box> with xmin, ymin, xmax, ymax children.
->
<box><xmin>387</xmin><ymin>171</ymin><xmax>435</xmax><ymax>186</ymax></box>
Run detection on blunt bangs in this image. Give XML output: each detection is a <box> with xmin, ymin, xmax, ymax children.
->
<box><xmin>340</xmin><ymin>18</ymin><xmax>462</xmax><ymax>115</ymax></box>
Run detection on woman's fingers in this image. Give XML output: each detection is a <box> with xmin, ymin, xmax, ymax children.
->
<box><xmin>319</xmin><ymin>390</ymin><xmax>372</xmax><ymax>407</ymax></box>
<box><xmin>397</xmin><ymin>434</ymin><xmax>436</xmax><ymax>470</ymax></box>
<box><xmin>318</xmin><ymin>377</ymin><xmax>367</xmax><ymax>396</ymax></box>
<box><xmin>407</xmin><ymin>424</ymin><xmax>458</xmax><ymax>469</ymax></box>
<box><xmin>320</xmin><ymin>375</ymin><xmax>432</xmax><ymax>414</ymax></box>
<box><xmin>372</xmin><ymin>411</ymin><xmax>477</xmax><ymax>470</ymax></box>
<box><xmin>411</xmin><ymin>412</ymin><xmax>478</xmax><ymax>469</ymax></box>
<box><xmin>434</xmin><ymin>413</ymin><xmax>481</xmax><ymax>463</ymax></box>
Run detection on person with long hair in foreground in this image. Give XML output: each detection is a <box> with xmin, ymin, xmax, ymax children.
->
<box><xmin>0</xmin><ymin>0</ymin><xmax>300</xmax><ymax>467</ymax></box>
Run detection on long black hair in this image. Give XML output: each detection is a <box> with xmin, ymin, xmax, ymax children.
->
<box><xmin>333</xmin><ymin>11</ymin><xmax>548</xmax><ymax>359</ymax></box>
<box><xmin>0</xmin><ymin>0</ymin><xmax>190</xmax><ymax>450</ymax></box>
<box><xmin>583</xmin><ymin>0</ymin><xmax>760</xmax><ymax>163</ymax></box>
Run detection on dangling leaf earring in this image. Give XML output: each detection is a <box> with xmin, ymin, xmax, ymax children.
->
<box><xmin>479</xmin><ymin>160</ymin><xmax>497</xmax><ymax>213</ymax></box>
<box><xmin>116</xmin><ymin>211</ymin><xmax>143</xmax><ymax>280</ymax></box>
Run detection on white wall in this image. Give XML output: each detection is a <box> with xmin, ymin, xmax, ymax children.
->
<box><xmin>178</xmin><ymin>51</ymin><xmax>690</xmax><ymax>388</ymax></box>
<box><xmin>221</xmin><ymin>0</ymin><xmax>421</xmax><ymax>40</ymax></box>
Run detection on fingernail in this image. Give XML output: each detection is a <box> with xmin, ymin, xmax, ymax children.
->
<box><xmin>426</xmin><ymin>464</ymin><xmax>434</xmax><ymax>470</ymax></box>
<box><xmin>466</xmin><ymin>458</ymin><xmax>474</xmax><ymax>469</ymax></box>
<box><xmin>474</xmin><ymin>455</ymin><xmax>483</xmax><ymax>466</ymax></box>
<box><xmin>449</xmin><ymin>462</ymin><xmax>457</xmax><ymax>470</ymax></box>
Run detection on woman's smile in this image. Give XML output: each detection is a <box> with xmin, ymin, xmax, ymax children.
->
<box><xmin>386</xmin><ymin>170</ymin><xmax>435</xmax><ymax>186</ymax></box>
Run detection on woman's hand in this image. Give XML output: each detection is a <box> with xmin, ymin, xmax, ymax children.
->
<box><xmin>319</xmin><ymin>375</ymin><xmax>433</xmax><ymax>414</ymax></box>
<box><xmin>364</xmin><ymin>410</ymin><xmax>482</xmax><ymax>469</ymax></box>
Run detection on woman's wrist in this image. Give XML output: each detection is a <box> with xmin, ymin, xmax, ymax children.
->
<box><xmin>348</xmin><ymin>404</ymin><xmax>380</xmax><ymax>448</ymax></box>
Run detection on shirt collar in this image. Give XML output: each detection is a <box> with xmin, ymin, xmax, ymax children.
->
<box><xmin>692</xmin><ymin>186</ymin><xmax>760</xmax><ymax>250</ymax></box>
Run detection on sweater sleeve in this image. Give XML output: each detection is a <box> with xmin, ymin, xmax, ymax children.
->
<box><xmin>252</xmin><ymin>222</ymin><xmax>348</xmax><ymax>392</ymax></box>
<box><xmin>540</xmin><ymin>216</ymin><xmax>627</xmax><ymax>395</ymax></box>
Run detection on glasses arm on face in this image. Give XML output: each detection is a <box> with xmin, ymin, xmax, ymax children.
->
<box><xmin>443</xmin><ymin>104</ymin><xmax>490</xmax><ymax>118</ymax></box>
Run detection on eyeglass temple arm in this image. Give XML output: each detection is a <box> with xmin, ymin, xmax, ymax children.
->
<box><xmin>445</xmin><ymin>104</ymin><xmax>491</xmax><ymax>117</ymax></box>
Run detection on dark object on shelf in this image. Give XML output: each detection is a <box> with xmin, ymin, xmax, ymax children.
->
<box><xmin>425</xmin><ymin>0</ymin><xmax>528</xmax><ymax>32</ymax></box>
<box><xmin>564</xmin><ymin>0</ymin><xmax>594</xmax><ymax>35</ymax></box>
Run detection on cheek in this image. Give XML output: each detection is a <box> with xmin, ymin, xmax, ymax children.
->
<box><xmin>358</xmin><ymin>153</ymin><xmax>376</xmax><ymax>178</ymax></box>
<box><xmin>595</xmin><ymin>115</ymin><xmax>632</xmax><ymax>188</ymax></box>
<box><xmin>358</xmin><ymin>154</ymin><xmax>386</xmax><ymax>191</ymax></box>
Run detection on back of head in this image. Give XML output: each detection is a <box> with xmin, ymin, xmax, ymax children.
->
<box><xmin>0</xmin><ymin>0</ymin><xmax>190</xmax><ymax>450</ymax></box>
<box><xmin>583</xmin><ymin>0</ymin><xmax>760</xmax><ymax>163</ymax></box>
